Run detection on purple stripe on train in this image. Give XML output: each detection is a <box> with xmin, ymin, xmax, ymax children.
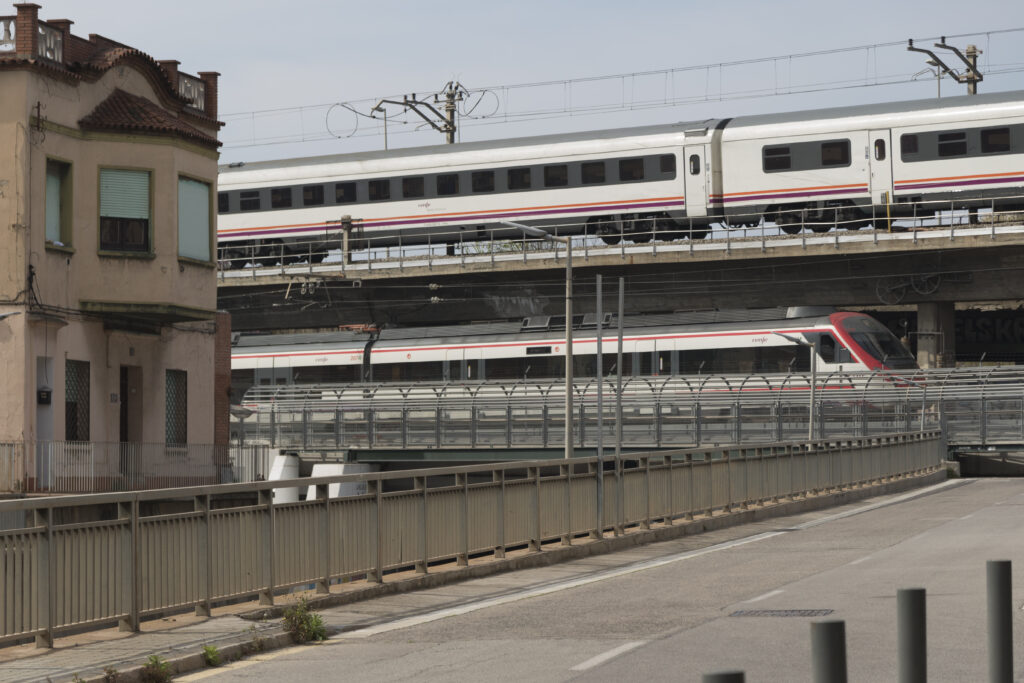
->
<box><xmin>895</xmin><ymin>175</ymin><xmax>1024</xmax><ymax>192</ymax></box>
<box><xmin>221</xmin><ymin>199</ymin><xmax>686</xmax><ymax>239</ymax></box>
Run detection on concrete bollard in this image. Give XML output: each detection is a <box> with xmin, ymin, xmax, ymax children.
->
<box><xmin>702</xmin><ymin>672</ymin><xmax>745</xmax><ymax>683</ymax></box>
<box><xmin>897</xmin><ymin>588</ymin><xmax>927</xmax><ymax>683</ymax></box>
<box><xmin>811</xmin><ymin>620</ymin><xmax>848</xmax><ymax>683</ymax></box>
<box><xmin>987</xmin><ymin>560</ymin><xmax>1013</xmax><ymax>683</ymax></box>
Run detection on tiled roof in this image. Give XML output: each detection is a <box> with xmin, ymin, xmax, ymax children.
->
<box><xmin>78</xmin><ymin>88</ymin><xmax>220</xmax><ymax>148</ymax></box>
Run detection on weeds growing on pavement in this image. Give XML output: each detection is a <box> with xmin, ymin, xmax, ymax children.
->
<box><xmin>202</xmin><ymin>644</ymin><xmax>222</xmax><ymax>667</ymax></box>
<box><xmin>103</xmin><ymin>665</ymin><xmax>119</xmax><ymax>682</ymax></box>
<box><xmin>283</xmin><ymin>597</ymin><xmax>327</xmax><ymax>643</ymax></box>
<box><xmin>140</xmin><ymin>655</ymin><xmax>172</xmax><ymax>683</ymax></box>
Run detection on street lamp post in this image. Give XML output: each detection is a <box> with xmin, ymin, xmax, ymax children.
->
<box><xmin>773</xmin><ymin>331</ymin><xmax>818</xmax><ymax>442</ymax></box>
<box><xmin>500</xmin><ymin>221</ymin><xmax>573</xmax><ymax>459</ymax></box>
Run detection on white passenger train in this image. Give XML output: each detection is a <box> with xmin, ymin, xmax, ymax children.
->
<box><xmin>231</xmin><ymin>309</ymin><xmax>918</xmax><ymax>399</ymax></box>
<box><xmin>218</xmin><ymin>91</ymin><xmax>1024</xmax><ymax>265</ymax></box>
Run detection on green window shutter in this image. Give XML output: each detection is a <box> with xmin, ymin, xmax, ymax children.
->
<box><xmin>177</xmin><ymin>177</ymin><xmax>211</xmax><ymax>261</ymax></box>
<box><xmin>46</xmin><ymin>165</ymin><xmax>62</xmax><ymax>242</ymax></box>
<box><xmin>100</xmin><ymin>169</ymin><xmax>149</xmax><ymax>219</ymax></box>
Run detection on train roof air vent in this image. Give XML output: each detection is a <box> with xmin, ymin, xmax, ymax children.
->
<box><xmin>521</xmin><ymin>316</ymin><xmax>551</xmax><ymax>331</ymax></box>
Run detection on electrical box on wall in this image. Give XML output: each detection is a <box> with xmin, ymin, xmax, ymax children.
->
<box><xmin>37</xmin><ymin>388</ymin><xmax>52</xmax><ymax>405</ymax></box>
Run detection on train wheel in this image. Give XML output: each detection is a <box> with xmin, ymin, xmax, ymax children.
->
<box><xmin>257</xmin><ymin>240</ymin><xmax>284</xmax><ymax>267</ymax></box>
<box><xmin>600</xmin><ymin>234</ymin><xmax>621</xmax><ymax>245</ymax></box>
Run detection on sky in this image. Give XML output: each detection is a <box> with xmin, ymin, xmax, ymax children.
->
<box><xmin>24</xmin><ymin>0</ymin><xmax>1024</xmax><ymax>164</ymax></box>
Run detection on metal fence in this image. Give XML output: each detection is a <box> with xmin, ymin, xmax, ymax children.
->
<box><xmin>237</xmin><ymin>367</ymin><xmax>1024</xmax><ymax>451</ymax></box>
<box><xmin>217</xmin><ymin>194</ymin><xmax>1024</xmax><ymax>278</ymax></box>
<box><xmin>0</xmin><ymin>442</ymin><xmax>271</xmax><ymax>494</ymax></box>
<box><xmin>0</xmin><ymin>431</ymin><xmax>942</xmax><ymax>648</ymax></box>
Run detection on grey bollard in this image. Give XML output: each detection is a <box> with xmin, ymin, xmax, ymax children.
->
<box><xmin>987</xmin><ymin>560</ymin><xmax>1013</xmax><ymax>683</ymax></box>
<box><xmin>702</xmin><ymin>672</ymin><xmax>745</xmax><ymax>683</ymax></box>
<box><xmin>897</xmin><ymin>588</ymin><xmax>927</xmax><ymax>683</ymax></box>
<box><xmin>811</xmin><ymin>620</ymin><xmax>848</xmax><ymax>683</ymax></box>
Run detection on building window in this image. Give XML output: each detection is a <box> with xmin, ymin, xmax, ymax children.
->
<box><xmin>270</xmin><ymin>187</ymin><xmax>292</xmax><ymax>208</ymax></box>
<box><xmin>239</xmin><ymin>190</ymin><xmax>260</xmax><ymax>211</ymax></box>
<box><xmin>938</xmin><ymin>131</ymin><xmax>967</xmax><ymax>157</ymax></box>
<box><xmin>981</xmin><ymin>127</ymin><xmax>1011</xmax><ymax>154</ymax></box>
<box><xmin>544</xmin><ymin>164</ymin><xmax>568</xmax><ymax>187</ymax></box>
<box><xmin>45</xmin><ymin>159</ymin><xmax>71</xmax><ymax>247</ymax></box>
<box><xmin>65</xmin><ymin>359</ymin><xmax>90</xmax><ymax>441</ymax></box>
<box><xmin>335</xmin><ymin>182</ymin><xmax>356</xmax><ymax>203</ymax></box>
<box><xmin>437</xmin><ymin>173</ymin><xmax>459</xmax><ymax>196</ymax></box>
<box><xmin>618</xmin><ymin>158</ymin><xmax>645</xmax><ymax>181</ymax></box>
<box><xmin>820</xmin><ymin>140</ymin><xmax>850</xmax><ymax>166</ymax></box>
<box><xmin>472</xmin><ymin>171</ymin><xmax>495</xmax><ymax>193</ymax></box>
<box><xmin>303</xmin><ymin>185</ymin><xmax>324</xmax><ymax>206</ymax></box>
<box><xmin>368</xmin><ymin>179</ymin><xmax>391</xmax><ymax>201</ymax></box>
<box><xmin>99</xmin><ymin>169</ymin><xmax>150</xmax><ymax>252</ymax></box>
<box><xmin>763</xmin><ymin>146</ymin><xmax>791</xmax><ymax>171</ymax></box>
<box><xmin>402</xmin><ymin>177</ymin><xmax>424</xmax><ymax>198</ymax></box>
<box><xmin>177</xmin><ymin>177</ymin><xmax>211</xmax><ymax>261</ymax></box>
<box><xmin>166</xmin><ymin>369</ymin><xmax>187</xmax><ymax>445</ymax></box>
<box><xmin>508</xmin><ymin>167</ymin><xmax>531</xmax><ymax>190</ymax></box>
<box><xmin>581</xmin><ymin>161</ymin><xmax>605</xmax><ymax>184</ymax></box>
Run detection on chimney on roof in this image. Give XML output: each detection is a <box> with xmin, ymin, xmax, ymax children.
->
<box><xmin>198</xmin><ymin>71</ymin><xmax>220</xmax><ymax>121</ymax></box>
<box><xmin>158</xmin><ymin>59</ymin><xmax>180</xmax><ymax>89</ymax></box>
<box><xmin>14</xmin><ymin>3</ymin><xmax>40</xmax><ymax>59</ymax></box>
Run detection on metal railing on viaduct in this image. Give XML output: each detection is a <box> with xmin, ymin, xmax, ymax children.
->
<box><xmin>0</xmin><ymin>431</ymin><xmax>942</xmax><ymax>648</ymax></box>
<box><xmin>237</xmin><ymin>368</ymin><xmax>1024</xmax><ymax>451</ymax></box>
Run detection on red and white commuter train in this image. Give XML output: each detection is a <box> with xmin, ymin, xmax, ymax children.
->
<box><xmin>217</xmin><ymin>90</ymin><xmax>1024</xmax><ymax>265</ymax></box>
<box><xmin>231</xmin><ymin>309</ymin><xmax>917</xmax><ymax>399</ymax></box>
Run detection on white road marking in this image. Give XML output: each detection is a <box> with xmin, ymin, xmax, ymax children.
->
<box><xmin>743</xmin><ymin>589</ymin><xmax>784</xmax><ymax>604</ymax></box>
<box><xmin>570</xmin><ymin>641</ymin><xmax>647</xmax><ymax>671</ymax></box>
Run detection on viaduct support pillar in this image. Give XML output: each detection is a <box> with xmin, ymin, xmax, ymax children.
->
<box><xmin>917</xmin><ymin>302</ymin><xmax>955</xmax><ymax>368</ymax></box>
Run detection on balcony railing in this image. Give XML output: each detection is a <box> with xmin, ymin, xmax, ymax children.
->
<box><xmin>0</xmin><ymin>441</ymin><xmax>270</xmax><ymax>494</ymax></box>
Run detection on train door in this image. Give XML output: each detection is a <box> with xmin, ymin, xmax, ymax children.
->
<box><xmin>868</xmin><ymin>130</ymin><xmax>894</xmax><ymax>206</ymax></box>
<box><xmin>683</xmin><ymin>145</ymin><xmax>709</xmax><ymax>217</ymax></box>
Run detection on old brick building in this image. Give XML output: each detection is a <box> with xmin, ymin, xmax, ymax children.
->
<box><xmin>0</xmin><ymin>3</ymin><xmax>228</xmax><ymax>491</ymax></box>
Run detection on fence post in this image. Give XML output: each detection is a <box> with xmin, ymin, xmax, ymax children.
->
<box><xmin>120</xmin><ymin>499</ymin><xmax>140</xmax><ymax>633</ymax></box>
<box><xmin>593</xmin><ymin>458</ymin><xmax>604</xmax><ymax>540</ymax></box>
<box><xmin>258</xmin><ymin>489</ymin><xmax>275</xmax><ymax>603</ymax></box>
<box><xmin>530</xmin><ymin>466</ymin><xmax>541</xmax><ymax>552</ymax></box>
<box><xmin>195</xmin><ymin>494</ymin><xmax>213</xmax><ymax>615</ymax></box>
<box><xmin>316</xmin><ymin>483</ymin><xmax>331</xmax><ymax>593</ymax></box>
<box><xmin>987</xmin><ymin>560</ymin><xmax>1013</xmax><ymax>683</ymax></box>
<box><xmin>495</xmin><ymin>470</ymin><xmax>506</xmax><ymax>558</ymax></box>
<box><xmin>643</xmin><ymin>455</ymin><xmax>651</xmax><ymax>530</ymax></box>
<box><xmin>561</xmin><ymin>463</ymin><xmax>571</xmax><ymax>546</ymax></box>
<box><xmin>34</xmin><ymin>507</ymin><xmax>54</xmax><ymax>648</ymax></box>
<box><xmin>897</xmin><ymin>588</ymin><xmax>926</xmax><ymax>683</ymax></box>
<box><xmin>458</xmin><ymin>473</ymin><xmax>469</xmax><ymax>565</ymax></box>
<box><xmin>665</xmin><ymin>454</ymin><xmax>674</xmax><ymax>525</ymax></box>
<box><xmin>686</xmin><ymin>453</ymin><xmax>695</xmax><ymax>521</ymax></box>
<box><xmin>368</xmin><ymin>480</ymin><xmax>383</xmax><ymax>582</ymax></box>
<box><xmin>415</xmin><ymin>476</ymin><xmax>428</xmax><ymax>573</ymax></box>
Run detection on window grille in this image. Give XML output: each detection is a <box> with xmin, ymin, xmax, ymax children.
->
<box><xmin>166</xmin><ymin>370</ymin><xmax>187</xmax><ymax>445</ymax></box>
<box><xmin>65</xmin><ymin>360</ymin><xmax>90</xmax><ymax>441</ymax></box>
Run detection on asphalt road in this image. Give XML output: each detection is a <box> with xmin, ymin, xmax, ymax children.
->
<box><xmin>179</xmin><ymin>478</ymin><xmax>1024</xmax><ymax>682</ymax></box>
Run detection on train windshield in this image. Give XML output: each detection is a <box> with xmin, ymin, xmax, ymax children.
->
<box><xmin>838</xmin><ymin>316</ymin><xmax>917</xmax><ymax>369</ymax></box>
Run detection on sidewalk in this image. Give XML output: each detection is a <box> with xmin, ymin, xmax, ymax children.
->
<box><xmin>0</xmin><ymin>471</ymin><xmax>944</xmax><ymax>683</ymax></box>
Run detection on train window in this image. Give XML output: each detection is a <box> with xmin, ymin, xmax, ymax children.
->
<box><xmin>874</xmin><ymin>139</ymin><xmax>886</xmax><ymax>161</ymax></box>
<box><xmin>581</xmin><ymin>161</ymin><xmax>605</xmax><ymax>184</ymax></box>
<box><xmin>900</xmin><ymin>134</ymin><xmax>919</xmax><ymax>156</ymax></box>
<box><xmin>402</xmin><ymin>177</ymin><xmax>424</xmax><ymax>198</ymax></box>
<box><xmin>472</xmin><ymin>171</ymin><xmax>495</xmax><ymax>193</ymax></box>
<box><xmin>437</xmin><ymin>173</ymin><xmax>459</xmax><ymax>196</ymax></box>
<box><xmin>508</xmin><ymin>167</ymin><xmax>531</xmax><ymax>190</ymax></box>
<box><xmin>981</xmin><ymin>127</ymin><xmax>1011</xmax><ymax>153</ymax></box>
<box><xmin>302</xmin><ymin>185</ymin><xmax>324</xmax><ymax>206</ymax></box>
<box><xmin>660</xmin><ymin>154</ymin><xmax>676</xmax><ymax>174</ymax></box>
<box><xmin>239</xmin><ymin>190</ymin><xmax>260</xmax><ymax>212</ymax></box>
<box><xmin>544</xmin><ymin>165</ymin><xmax>568</xmax><ymax>187</ymax></box>
<box><xmin>763</xmin><ymin>146</ymin><xmax>791</xmax><ymax>171</ymax></box>
<box><xmin>618</xmin><ymin>158</ymin><xmax>645</xmax><ymax>181</ymax></box>
<box><xmin>335</xmin><ymin>182</ymin><xmax>356</xmax><ymax>204</ymax></box>
<box><xmin>820</xmin><ymin>140</ymin><xmax>850</xmax><ymax>167</ymax></box>
<box><xmin>368</xmin><ymin>179</ymin><xmax>391</xmax><ymax>201</ymax></box>
<box><xmin>270</xmin><ymin>187</ymin><xmax>292</xmax><ymax>209</ymax></box>
<box><xmin>689</xmin><ymin>154</ymin><xmax>700</xmax><ymax>175</ymax></box>
<box><xmin>937</xmin><ymin>131</ymin><xmax>967</xmax><ymax>157</ymax></box>
<box><xmin>217</xmin><ymin>192</ymin><xmax>229</xmax><ymax>213</ymax></box>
